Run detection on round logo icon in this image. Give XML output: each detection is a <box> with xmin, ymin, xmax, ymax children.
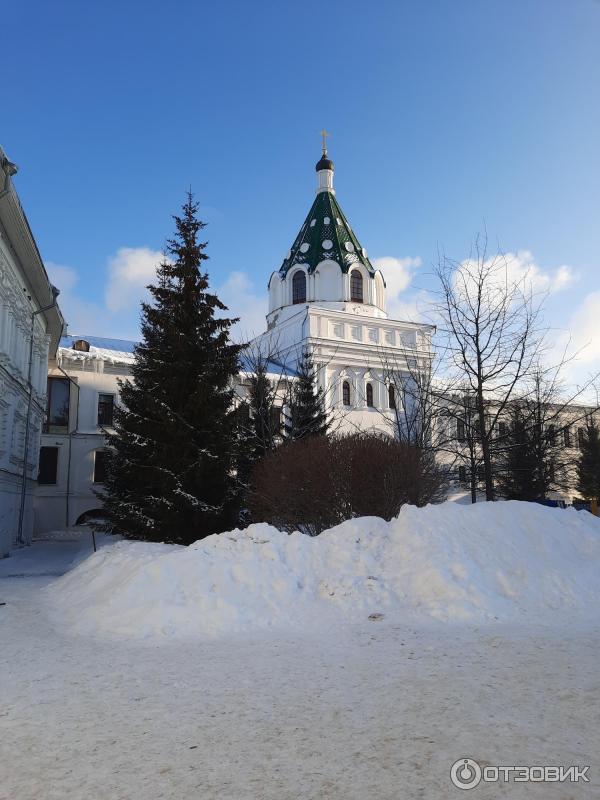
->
<box><xmin>450</xmin><ymin>758</ymin><xmax>482</xmax><ymax>790</ymax></box>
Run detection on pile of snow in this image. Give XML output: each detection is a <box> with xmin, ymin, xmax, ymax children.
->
<box><xmin>47</xmin><ymin>501</ymin><xmax>600</xmax><ymax>638</ymax></box>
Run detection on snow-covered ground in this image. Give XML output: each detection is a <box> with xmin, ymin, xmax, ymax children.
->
<box><xmin>1</xmin><ymin>503</ymin><xmax>599</xmax><ymax>799</ymax></box>
<box><xmin>48</xmin><ymin>501</ymin><xmax>600</xmax><ymax>637</ymax></box>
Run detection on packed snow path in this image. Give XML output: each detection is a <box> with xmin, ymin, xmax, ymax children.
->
<box><xmin>1</xmin><ymin>536</ymin><xmax>599</xmax><ymax>799</ymax></box>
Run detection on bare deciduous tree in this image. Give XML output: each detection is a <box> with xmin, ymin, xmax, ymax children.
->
<box><xmin>434</xmin><ymin>233</ymin><xmax>546</xmax><ymax>500</ymax></box>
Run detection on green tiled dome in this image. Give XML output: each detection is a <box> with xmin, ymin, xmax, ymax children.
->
<box><xmin>279</xmin><ymin>182</ymin><xmax>375</xmax><ymax>277</ymax></box>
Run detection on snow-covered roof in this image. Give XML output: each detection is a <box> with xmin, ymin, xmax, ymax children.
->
<box><xmin>238</xmin><ymin>353</ymin><xmax>298</xmax><ymax>379</ymax></box>
<box><xmin>58</xmin><ymin>334</ymin><xmax>138</xmax><ymax>366</ymax></box>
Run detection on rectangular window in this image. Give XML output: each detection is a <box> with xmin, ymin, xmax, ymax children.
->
<box><xmin>547</xmin><ymin>424</ymin><xmax>556</xmax><ymax>443</ymax></box>
<box><xmin>269</xmin><ymin>406</ymin><xmax>281</xmax><ymax>435</ymax></box>
<box><xmin>498</xmin><ymin>421</ymin><xmax>507</xmax><ymax>437</ymax></box>
<box><xmin>38</xmin><ymin>446</ymin><xmax>58</xmax><ymax>484</ymax></box>
<box><xmin>457</xmin><ymin>419</ymin><xmax>466</xmax><ymax>442</ymax></box>
<box><xmin>45</xmin><ymin>377</ymin><xmax>70</xmax><ymax>433</ymax></box>
<box><xmin>458</xmin><ymin>465</ymin><xmax>466</xmax><ymax>482</ymax></box>
<box><xmin>578</xmin><ymin>427</ymin><xmax>585</xmax><ymax>450</ymax></box>
<box><xmin>93</xmin><ymin>450</ymin><xmax>107</xmax><ymax>483</ymax></box>
<box><xmin>477</xmin><ymin>466</ymin><xmax>485</xmax><ymax>481</ymax></box>
<box><xmin>563</xmin><ymin>426</ymin><xmax>572</xmax><ymax>447</ymax></box>
<box><xmin>98</xmin><ymin>394</ymin><xmax>115</xmax><ymax>427</ymax></box>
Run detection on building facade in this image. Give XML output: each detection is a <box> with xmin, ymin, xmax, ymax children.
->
<box><xmin>0</xmin><ymin>147</ymin><xmax>63</xmax><ymax>555</ymax></box>
<box><xmin>34</xmin><ymin>335</ymin><xmax>134</xmax><ymax>535</ymax></box>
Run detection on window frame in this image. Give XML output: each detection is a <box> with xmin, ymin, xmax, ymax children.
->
<box><xmin>93</xmin><ymin>449</ymin><xmax>108</xmax><ymax>484</ymax></box>
<box><xmin>388</xmin><ymin>385</ymin><xmax>396</xmax><ymax>410</ymax></box>
<box><xmin>292</xmin><ymin>270</ymin><xmax>307</xmax><ymax>304</ymax></box>
<box><xmin>38</xmin><ymin>446</ymin><xmax>59</xmax><ymax>485</ymax></box>
<box><xmin>97</xmin><ymin>393</ymin><xmax>115</xmax><ymax>428</ymax></box>
<box><xmin>342</xmin><ymin>380</ymin><xmax>351</xmax><ymax>407</ymax></box>
<box><xmin>350</xmin><ymin>269</ymin><xmax>364</xmax><ymax>303</ymax></box>
<box><xmin>366</xmin><ymin>382</ymin><xmax>374</xmax><ymax>408</ymax></box>
<box><xmin>45</xmin><ymin>376</ymin><xmax>70</xmax><ymax>434</ymax></box>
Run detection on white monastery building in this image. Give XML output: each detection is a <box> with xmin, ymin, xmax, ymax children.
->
<box><xmin>34</xmin><ymin>336</ymin><xmax>134</xmax><ymax>535</ymax></box>
<box><xmin>0</xmin><ymin>147</ymin><xmax>63</xmax><ymax>555</ymax></box>
<box><xmin>30</xmin><ymin>144</ymin><xmax>597</xmax><ymax>530</ymax></box>
<box><xmin>255</xmin><ymin>142</ymin><xmax>433</xmax><ymax>432</ymax></box>
<box><xmin>32</xmin><ymin>145</ymin><xmax>431</xmax><ymax>532</ymax></box>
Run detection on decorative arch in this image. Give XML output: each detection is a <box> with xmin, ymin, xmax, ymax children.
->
<box><xmin>75</xmin><ymin>508</ymin><xmax>107</xmax><ymax>526</ymax></box>
<box><xmin>374</xmin><ymin>270</ymin><xmax>386</xmax><ymax>311</ymax></box>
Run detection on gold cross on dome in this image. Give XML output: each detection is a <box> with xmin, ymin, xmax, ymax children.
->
<box><xmin>320</xmin><ymin>129</ymin><xmax>330</xmax><ymax>155</ymax></box>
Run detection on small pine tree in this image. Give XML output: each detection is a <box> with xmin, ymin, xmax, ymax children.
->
<box><xmin>102</xmin><ymin>193</ymin><xmax>243</xmax><ymax>544</ymax></box>
<box><xmin>247</xmin><ymin>365</ymin><xmax>280</xmax><ymax>458</ymax></box>
<box><xmin>284</xmin><ymin>350</ymin><xmax>329</xmax><ymax>440</ymax></box>
<box><xmin>577</xmin><ymin>416</ymin><xmax>600</xmax><ymax>500</ymax></box>
<box><xmin>496</xmin><ymin>405</ymin><xmax>539</xmax><ymax>500</ymax></box>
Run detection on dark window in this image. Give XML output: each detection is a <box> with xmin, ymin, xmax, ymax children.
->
<box><xmin>563</xmin><ymin>426</ymin><xmax>572</xmax><ymax>447</ymax></box>
<box><xmin>477</xmin><ymin>466</ymin><xmax>485</xmax><ymax>481</ymax></box>
<box><xmin>236</xmin><ymin>402</ymin><xmax>251</xmax><ymax>429</ymax></box>
<box><xmin>366</xmin><ymin>383</ymin><xmax>374</xmax><ymax>407</ymax></box>
<box><xmin>547</xmin><ymin>424</ymin><xmax>556</xmax><ymax>443</ymax></box>
<box><xmin>388</xmin><ymin>385</ymin><xmax>396</xmax><ymax>409</ymax></box>
<box><xmin>457</xmin><ymin>419</ymin><xmax>466</xmax><ymax>442</ymax></box>
<box><xmin>498</xmin><ymin>421</ymin><xmax>507</xmax><ymax>437</ymax></box>
<box><xmin>342</xmin><ymin>380</ymin><xmax>351</xmax><ymax>406</ymax></box>
<box><xmin>98</xmin><ymin>394</ymin><xmax>114</xmax><ymax>427</ymax></box>
<box><xmin>269</xmin><ymin>405</ymin><xmax>282</xmax><ymax>435</ymax></box>
<box><xmin>292</xmin><ymin>271</ymin><xmax>306</xmax><ymax>304</ymax></box>
<box><xmin>350</xmin><ymin>270</ymin><xmax>363</xmax><ymax>303</ymax></box>
<box><xmin>458</xmin><ymin>465</ymin><xmax>466</xmax><ymax>482</ymax></box>
<box><xmin>93</xmin><ymin>450</ymin><xmax>107</xmax><ymax>483</ymax></box>
<box><xmin>45</xmin><ymin>377</ymin><xmax>70</xmax><ymax>433</ymax></box>
<box><xmin>38</xmin><ymin>446</ymin><xmax>58</xmax><ymax>485</ymax></box>
<box><xmin>578</xmin><ymin>427</ymin><xmax>585</xmax><ymax>450</ymax></box>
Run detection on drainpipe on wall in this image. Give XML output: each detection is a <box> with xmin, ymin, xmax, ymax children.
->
<box><xmin>16</xmin><ymin>286</ymin><xmax>60</xmax><ymax>546</ymax></box>
<box><xmin>55</xmin><ymin>362</ymin><xmax>80</xmax><ymax>528</ymax></box>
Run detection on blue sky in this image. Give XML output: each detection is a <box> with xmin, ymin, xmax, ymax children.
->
<box><xmin>3</xmin><ymin>0</ymin><xmax>600</xmax><ymax>379</ymax></box>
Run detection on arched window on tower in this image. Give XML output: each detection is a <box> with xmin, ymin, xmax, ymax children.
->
<box><xmin>342</xmin><ymin>380</ymin><xmax>351</xmax><ymax>406</ymax></box>
<box><xmin>366</xmin><ymin>383</ymin><xmax>374</xmax><ymax>407</ymax></box>
<box><xmin>350</xmin><ymin>269</ymin><xmax>363</xmax><ymax>303</ymax></box>
<box><xmin>292</xmin><ymin>270</ymin><xmax>306</xmax><ymax>304</ymax></box>
<box><xmin>388</xmin><ymin>385</ymin><xmax>396</xmax><ymax>409</ymax></box>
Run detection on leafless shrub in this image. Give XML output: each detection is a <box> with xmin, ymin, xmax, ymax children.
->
<box><xmin>248</xmin><ymin>432</ymin><xmax>445</xmax><ymax>535</ymax></box>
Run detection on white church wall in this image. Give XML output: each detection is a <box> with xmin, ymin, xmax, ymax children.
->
<box><xmin>314</xmin><ymin>260</ymin><xmax>342</xmax><ymax>302</ymax></box>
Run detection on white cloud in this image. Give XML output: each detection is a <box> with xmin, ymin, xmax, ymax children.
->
<box><xmin>502</xmin><ymin>250</ymin><xmax>575</xmax><ymax>294</ymax></box>
<box><xmin>45</xmin><ymin>262</ymin><xmax>78</xmax><ymax>293</ymax></box>
<box><xmin>47</xmin><ymin>252</ymin><xmax>268</xmax><ymax>344</ymax></box>
<box><xmin>568</xmin><ymin>291</ymin><xmax>600</xmax><ymax>365</ymax></box>
<box><xmin>456</xmin><ymin>249</ymin><xmax>576</xmax><ymax>299</ymax></box>
<box><xmin>105</xmin><ymin>247</ymin><xmax>163</xmax><ymax>313</ymax></box>
<box><xmin>217</xmin><ymin>271</ymin><xmax>267</xmax><ymax>342</ymax></box>
<box><xmin>372</xmin><ymin>256</ymin><xmax>425</xmax><ymax>321</ymax></box>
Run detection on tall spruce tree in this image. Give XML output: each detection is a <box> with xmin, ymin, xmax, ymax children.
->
<box><xmin>577</xmin><ymin>416</ymin><xmax>600</xmax><ymax>500</ymax></box>
<box><xmin>102</xmin><ymin>194</ymin><xmax>243</xmax><ymax>544</ymax></box>
<box><xmin>284</xmin><ymin>350</ymin><xmax>329</xmax><ymax>440</ymax></box>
